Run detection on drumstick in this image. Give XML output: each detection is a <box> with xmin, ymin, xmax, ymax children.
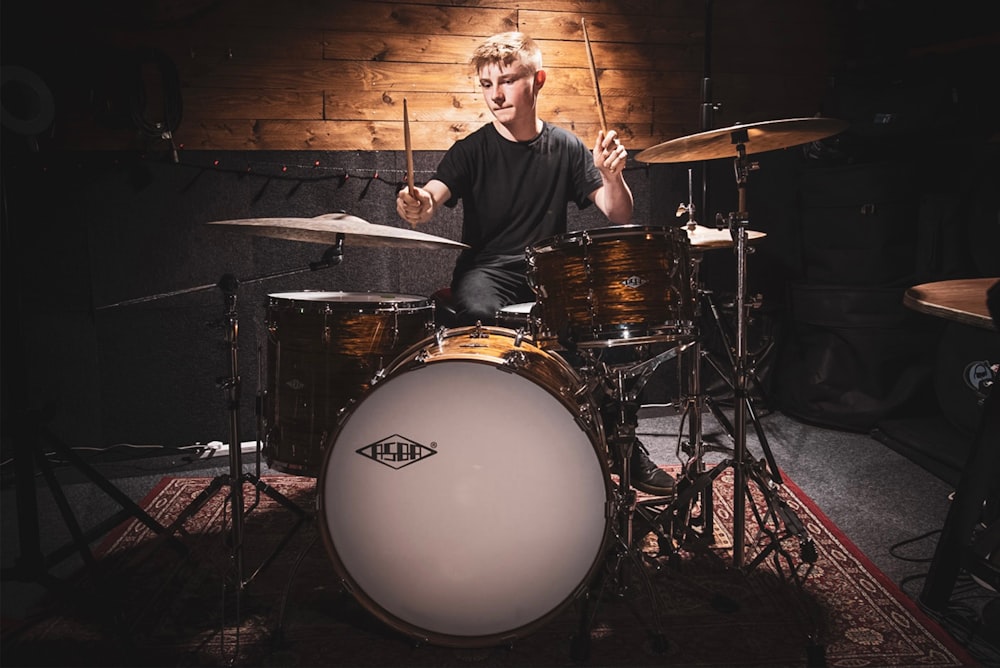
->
<box><xmin>403</xmin><ymin>98</ymin><xmax>417</xmax><ymax>197</ymax></box>
<box><xmin>581</xmin><ymin>18</ymin><xmax>607</xmax><ymax>134</ymax></box>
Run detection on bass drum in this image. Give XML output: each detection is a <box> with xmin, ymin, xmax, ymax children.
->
<box><xmin>317</xmin><ymin>326</ymin><xmax>611</xmax><ymax>647</ymax></box>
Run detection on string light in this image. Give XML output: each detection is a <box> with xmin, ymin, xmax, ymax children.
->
<box><xmin>18</xmin><ymin>152</ymin><xmax>638</xmax><ymax>195</ymax></box>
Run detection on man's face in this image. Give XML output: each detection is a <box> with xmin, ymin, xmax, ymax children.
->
<box><xmin>478</xmin><ymin>59</ymin><xmax>541</xmax><ymax>125</ymax></box>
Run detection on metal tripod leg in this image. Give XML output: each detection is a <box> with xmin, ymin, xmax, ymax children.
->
<box><xmin>1</xmin><ymin>413</ymin><xmax>183</xmax><ymax>589</ymax></box>
<box><xmin>144</xmin><ymin>278</ymin><xmax>306</xmax><ymax>591</ymax></box>
<box><xmin>183</xmin><ymin>276</ymin><xmax>307</xmax><ymax>586</ymax></box>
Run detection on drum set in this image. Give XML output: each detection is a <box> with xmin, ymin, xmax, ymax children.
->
<box><xmin>199</xmin><ymin>117</ymin><xmax>846</xmax><ymax>652</ymax></box>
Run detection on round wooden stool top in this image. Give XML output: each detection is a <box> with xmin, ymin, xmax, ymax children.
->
<box><xmin>903</xmin><ymin>277</ymin><xmax>998</xmax><ymax>330</ymax></box>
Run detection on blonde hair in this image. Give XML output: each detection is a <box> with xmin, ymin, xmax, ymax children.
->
<box><xmin>470</xmin><ymin>32</ymin><xmax>543</xmax><ymax>75</ymax></box>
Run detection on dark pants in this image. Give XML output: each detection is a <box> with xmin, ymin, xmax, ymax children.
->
<box><xmin>451</xmin><ymin>262</ymin><xmax>534</xmax><ymax>327</ymax></box>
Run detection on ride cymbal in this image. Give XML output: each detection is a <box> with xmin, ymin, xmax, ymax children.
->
<box><xmin>207</xmin><ymin>213</ymin><xmax>468</xmax><ymax>250</ymax></box>
<box><xmin>636</xmin><ymin>117</ymin><xmax>849</xmax><ymax>163</ymax></box>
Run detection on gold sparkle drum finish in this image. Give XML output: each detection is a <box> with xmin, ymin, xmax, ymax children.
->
<box><xmin>527</xmin><ymin>225</ymin><xmax>697</xmax><ymax>347</ymax></box>
<box><xmin>264</xmin><ymin>291</ymin><xmax>434</xmax><ymax>477</ymax></box>
<box><xmin>317</xmin><ymin>326</ymin><xmax>611</xmax><ymax>647</ymax></box>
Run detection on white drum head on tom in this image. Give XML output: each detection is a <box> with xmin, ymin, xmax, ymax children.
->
<box><xmin>267</xmin><ymin>290</ymin><xmax>429</xmax><ymax>306</ymax></box>
<box><xmin>318</xmin><ymin>358</ymin><xmax>608</xmax><ymax>644</ymax></box>
<box><xmin>499</xmin><ymin>301</ymin><xmax>534</xmax><ymax>316</ymax></box>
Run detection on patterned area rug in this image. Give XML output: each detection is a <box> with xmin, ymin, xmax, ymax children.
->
<box><xmin>2</xmin><ymin>470</ymin><xmax>975</xmax><ymax>667</ymax></box>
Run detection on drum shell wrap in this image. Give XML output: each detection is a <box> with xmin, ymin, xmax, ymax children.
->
<box><xmin>264</xmin><ymin>291</ymin><xmax>433</xmax><ymax>476</ymax></box>
<box><xmin>527</xmin><ymin>225</ymin><xmax>696</xmax><ymax>347</ymax></box>
<box><xmin>317</xmin><ymin>326</ymin><xmax>611</xmax><ymax>647</ymax></box>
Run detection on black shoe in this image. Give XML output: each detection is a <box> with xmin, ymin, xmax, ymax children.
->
<box><xmin>630</xmin><ymin>443</ymin><xmax>676</xmax><ymax>496</ymax></box>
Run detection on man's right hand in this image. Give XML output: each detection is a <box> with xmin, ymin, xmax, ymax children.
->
<box><xmin>397</xmin><ymin>186</ymin><xmax>434</xmax><ymax>226</ymax></box>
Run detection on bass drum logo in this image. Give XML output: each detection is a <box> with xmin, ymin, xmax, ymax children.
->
<box><xmin>356</xmin><ymin>434</ymin><xmax>436</xmax><ymax>470</ymax></box>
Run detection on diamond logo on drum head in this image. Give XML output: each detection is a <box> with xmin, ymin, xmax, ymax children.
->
<box><xmin>621</xmin><ymin>275</ymin><xmax>647</xmax><ymax>289</ymax></box>
<box><xmin>357</xmin><ymin>434</ymin><xmax>437</xmax><ymax>470</ymax></box>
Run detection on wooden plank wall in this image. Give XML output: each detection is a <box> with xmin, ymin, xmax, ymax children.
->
<box><xmin>48</xmin><ymin>0</ymin><xmax>835</xmax><ymax>152</ymax></box>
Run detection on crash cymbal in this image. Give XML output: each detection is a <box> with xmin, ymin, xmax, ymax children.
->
<box><xmin>636</xmin><ymin>117</ymin><xmax>849</xmax><ymax>163</ymax></box>
<box><xmin>686</xmin><ymin>224</ymin><xmax>766</xmax><ymax>249</ymax></box>
<box><xmin>207</xmin><ymin>213</ymin><xmax>468</xmax><ymax>250</ymax></box>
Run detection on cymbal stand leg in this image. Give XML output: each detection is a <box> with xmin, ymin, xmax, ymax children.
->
<box><xmin>742</xmin><ymin>470</ymin><xmax>819</xmax><ymax>583</ymax></box>
<box><xmin>699</xmin><ymin>289</ymin><xmax>783</xmax><ymax>485</ymax></box>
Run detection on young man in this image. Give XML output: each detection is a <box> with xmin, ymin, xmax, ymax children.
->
<box><xmin>396</xmin><ymin>32</ymin><xmax>674</xmax><ymax>495</ymax></box>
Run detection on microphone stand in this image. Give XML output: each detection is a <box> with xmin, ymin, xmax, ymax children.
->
<box><xmin>157</xmin><ymin>241</ymin><xmax>345</xmax><ymax>588</ymax></box>
<box><xmin>110</xmin><ymin>240</ymin><xmax>344</xmax><ymax>590</ymax></box>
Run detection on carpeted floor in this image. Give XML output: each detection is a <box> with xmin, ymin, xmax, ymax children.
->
<box><xmin>2</xmin><ymin>407</ymin><xmax>997</xmax><ymax>666</ymax></box>
<box><xmin>0</xmin><ymin>463</ymin><xmax>982</xmax><ymax>667</ymax></box>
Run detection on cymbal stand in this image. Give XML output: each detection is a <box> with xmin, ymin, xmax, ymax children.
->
<box><xmin>727</xmin><ymin>137</ymin><xmax>753</xmax><ymax>567</ymax></box>
<box><xmin>732</xmin><ymin>139</ymin><xmax>815</xmax><ymax>573</ymax></box>
<box><xmin>677</xmin><ymin>133</ymin><xmax>814</xmax><ymax>572</ymax></box>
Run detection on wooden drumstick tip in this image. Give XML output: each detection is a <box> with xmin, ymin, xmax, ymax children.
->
<box><xmin>581</xmin><ymin>18</ymin><xmax>608</xmax><ymax>135</ymax></box>
<box><xmin>403</xmin><ymin>97</ymin><xmax>417</xmax><ymax>197</ymax></box>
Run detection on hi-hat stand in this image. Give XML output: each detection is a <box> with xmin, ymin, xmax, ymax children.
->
<box><xmin>567</xmin><ymin>343</ymin><xmax>692</xmax><ymax>661</ymax></box>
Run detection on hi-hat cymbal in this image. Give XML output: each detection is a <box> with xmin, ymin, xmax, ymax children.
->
<box><xmin>207</xmin><ymin>213</ymin><xmax>468</xmax><ymax>250</ymax></box>
<box><xmin>636</xmin><ymin>117</ymin><xmax>849</xmax><ymax>163</ymax></box>
<box><xmin>686</xmin><ymin>224</ymin><xmax>766</xmax><ymax>249</ymax></box>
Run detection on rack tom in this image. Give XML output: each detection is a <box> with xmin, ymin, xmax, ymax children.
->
<box><xmin>527</xmin><ymin>225</ymin><xmax>696</xmax><ymax>347</ymax></box>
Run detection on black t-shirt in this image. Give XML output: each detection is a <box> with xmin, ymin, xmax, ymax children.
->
<box><xmin>434</xmin><ymin>121</ymin><xmax>603</xmax><ymax>271</ymax></box>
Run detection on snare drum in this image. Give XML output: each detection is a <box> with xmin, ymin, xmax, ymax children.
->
<box><xmin>264</xmin><ymin>291</ymin><xmax>433</xmax><ymax>476</ymax></box>
<box><xmin>527</xmin><ymin>225</ymin><xmax>696</xmax><ymax>347</ymax></box>
<box><xmin>494</xmin><ymin>301</ymin><xmax>558</xmax><ymax>346</ymax></box>
<box><xmin>317</xmin><ymin>326</ymin><xmax>610</xmax><ymax>647</ymax></box>
<box><xmin>495</xmin><ymin>301</ymin><xmax>535</xmax><ymax>330</ymax></box>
